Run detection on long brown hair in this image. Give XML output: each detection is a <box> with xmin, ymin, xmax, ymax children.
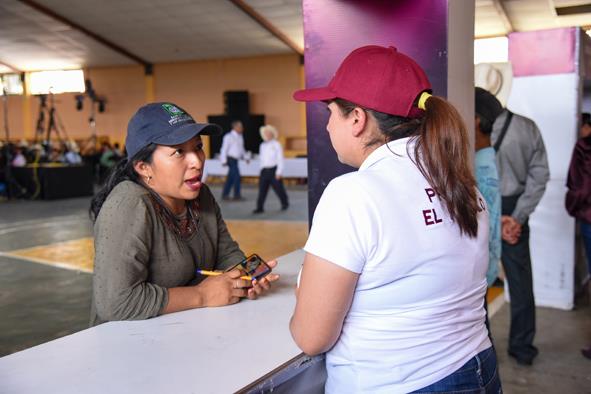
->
<box><xmin>333</xmin><ymin>96</ymin><xmax>479</xmax><ymax>238</ymax></box>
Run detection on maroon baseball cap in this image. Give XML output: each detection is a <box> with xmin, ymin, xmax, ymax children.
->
<box><xmin>294</xmin><ymin>45</ymin><xmax>431</xmax><ymax>118</ymax></box>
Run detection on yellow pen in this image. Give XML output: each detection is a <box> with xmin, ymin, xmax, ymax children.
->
<box><xmin>197</xmin><ymin>269</ymin><xmax>253</xmax><ymax>281</ymax></box>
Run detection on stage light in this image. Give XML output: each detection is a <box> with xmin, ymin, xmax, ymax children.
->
<box><xmin>75</xmin><ymin>95</ymin><xmax>84</xmax><ymax>111</ymax></box>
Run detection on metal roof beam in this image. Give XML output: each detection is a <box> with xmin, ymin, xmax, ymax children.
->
<box><xmin>0</xmin><ymin>60</ymin><xmax>21</xmax><ymax>73</ymax></box>
<box><xmin>492</xmin><ymin>0</ymin><xmax>514</xmax><ymax>34</ymax></box>
<box><xmin>229</xmin><ymin>0</ymin><xmax>303</xmax><ymax>55</ymax></box>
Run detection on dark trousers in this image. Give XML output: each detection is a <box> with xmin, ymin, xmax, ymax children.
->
<box><xmin>501</xmin><ymin>195</ymin><xmax>536</xmax><ymax>357</ymax></box>
<box><xmin>222</xmin><ymin>157</ymin><xmax>241</xmax><ymax>198</ymax></box>
<box><xmin>256</xmin><ymin>166</ymin><xmax>288</xmax><ymax>210</ymax></box>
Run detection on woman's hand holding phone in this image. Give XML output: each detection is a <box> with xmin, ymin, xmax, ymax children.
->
<box><xmin>246</xmin><ymin>259</ymin><xmax>280</xmax><ymax>300</ymax></box>
<box><xmin>196</xmin><ymin>258</ymin><xmax>280</xmax><ymax>305</ymax></box>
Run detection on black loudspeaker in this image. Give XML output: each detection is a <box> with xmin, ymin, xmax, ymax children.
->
<box><xmin>207</xmin><ymin>116</ymin><xmax>231</xmax><ymax>158</ymax></box>
<box><xmin>224</xmin><ymin>91</ymin><xmax>249</xmax><ymax>116</ymax></box>
<box><xmin>207</xmin><ymin>115</ymin><xmax>265</xmax><ymax>158</ymax></box>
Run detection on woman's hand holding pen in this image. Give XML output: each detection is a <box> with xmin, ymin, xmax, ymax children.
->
<box><xmin>246</xmin><ymin>259</ymin><xmax>280</xmax><ymax>300</ymax></box>
<box><xmin>196</xmin><ymin>269</ymin><xmax>252</xmax><ymax>307</ymax></box>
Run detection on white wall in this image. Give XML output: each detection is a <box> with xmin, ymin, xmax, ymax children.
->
<box><xmin>507</xmin><ymin>73</ymin><xmax>579</xmax><ymax>309</ymax></box>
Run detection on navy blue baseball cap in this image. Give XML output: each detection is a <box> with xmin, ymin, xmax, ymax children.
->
<box><xmin>125</xmin><ymin>102</ymin><xmax>221</xmax><ymax>159</ymax></box>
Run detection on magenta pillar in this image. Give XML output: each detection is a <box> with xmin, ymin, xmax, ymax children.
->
<box><xmin>302</xmin><ymin>0</ymin><xmax>474</xmax><ymax>220</ymax></box>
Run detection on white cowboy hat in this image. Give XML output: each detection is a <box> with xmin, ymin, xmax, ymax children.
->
<box><xmin>474</xmin><ymin>62</ymin><xmax>513</xmax><ymax>107</ymax></box>
<box><xmin>259</xmin><ymin>124</ymin><xmax>278</xmax><ymax>141</ymax></box>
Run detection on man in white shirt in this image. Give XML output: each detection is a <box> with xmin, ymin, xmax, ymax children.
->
<box><xmin>253</xmin><ymin>125</ymin><xmax>289</xmax><ymax>213</ymax></box>
<box><xmin>220</xmin><ymin>120</ymin><xmax>246</xmax><ymax>200</ymax></box>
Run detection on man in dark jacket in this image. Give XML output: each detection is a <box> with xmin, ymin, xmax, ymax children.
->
<box><xmin>565</xmin><ymin>112</ymin><xmax>591</xmax><ymax>360</ymax></box>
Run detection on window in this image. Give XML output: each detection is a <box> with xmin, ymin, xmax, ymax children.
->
<box><xmin>29</xmin><ymin>69</ymin><xmax>85</xmax><ymax>95</ymax></box>
<box><xmin>474</xmin><ymin>37</ymin><xmax>508</xmax><ymax>64</ymax></box>
<box><xmin>0</xmin><ymin>74</ymin><xmax>24</xmax><ymax>95</ymax></box>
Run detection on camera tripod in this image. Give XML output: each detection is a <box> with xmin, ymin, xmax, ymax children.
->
<box><xmin>34</xmin><ymin>91</ymin><xmax>69</xmax><ymax>154</ymax></box>
<box><xmin>1</xmin><ymin>87</ymin><xmax>27</xmax><ymax>199</ymax></box>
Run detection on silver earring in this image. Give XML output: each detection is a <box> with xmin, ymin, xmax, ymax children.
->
<box><xmin>147</xmin><ymin>175</ymin><xmax>152</xmax><ymax>184</ymax></box>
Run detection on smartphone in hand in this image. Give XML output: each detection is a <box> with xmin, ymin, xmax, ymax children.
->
<box><xmin>226</xmin><ymin>254</ymin><xmax>272</xmax><ymax>281</ymax></box>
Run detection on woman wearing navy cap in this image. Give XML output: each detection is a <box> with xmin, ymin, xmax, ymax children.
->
<box><xmin>290</xmin><ymin>46</ymin><xmax>501</xmax><ymax>393</ymax></box>
<box><xmin>89</xmin><ymin>102</ymin><xmax>278</xmax><ymax>326</ymax></box>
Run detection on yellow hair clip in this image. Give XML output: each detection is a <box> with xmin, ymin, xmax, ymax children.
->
<box><xmin>417</xmin><ymin>92</ymin><xmax>432</xmax><ymax>110</ymax></box>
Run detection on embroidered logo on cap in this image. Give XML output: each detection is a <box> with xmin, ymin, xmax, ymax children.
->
<box><xmin>162</xmin><ymin>103</ymin><xmax>191</xmax><ymax>125</ymax></box>
<box><xmin>162</xmin><ymin>103</ymin><xmax>183</xmax><ymax>116</ymax></box>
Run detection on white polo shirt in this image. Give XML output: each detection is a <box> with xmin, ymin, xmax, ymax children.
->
<box><xmin>304</xmin><ymin>138</ymin><xmax>491</xmax><ymax>393</ymax></box>
<box><xmin>219</xmin><ymin>130</ymin><xmax>245</xmax><ymax>163</ymax></box>
<box><xmin>259</xmin><ymin>139</ymin><xmax>284</xmax><ymax>176</ymax></box>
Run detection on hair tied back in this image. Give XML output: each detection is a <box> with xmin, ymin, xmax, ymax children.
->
<box><xmin>417</xmin><ymin>92</ymin><xmax>432</xmax><ymax>111</ymax></box>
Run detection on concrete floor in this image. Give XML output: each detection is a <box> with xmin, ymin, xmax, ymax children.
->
<box><xmin>491</xmin><ymin>296</ymin><xmax>591</xmax><ymax>393</ymax></box>
<box><xmin>1</xmin><ymin>184</ymin><xmax>590</xmax><ymax>393</ymax></box>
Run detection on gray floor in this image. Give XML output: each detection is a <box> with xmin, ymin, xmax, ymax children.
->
<box><xmin>491</xmin><ymin>296</ymin><xmax>591</xmax><ymax>393</ymax></box>
<box><xmin>1</xmin><ymin>185</ymin><xmax>591</xmax><ymax>393</ymax></box>
<box><xmin>211</xmin><ymin>183</ymin><xmax>309</xmax><ymax>222</ymax></box>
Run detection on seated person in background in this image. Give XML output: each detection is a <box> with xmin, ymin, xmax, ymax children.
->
<box><xmin>98</xmin><ymin>142</ymin><xmax>120</xmax><ymax>183</ymax></box>
<box><xmin>49</xmin><ymin>143</ymin><xmax>65</xmax><ymax>163</ymax></box>
<box><xmin>11</xmin><ymin>145</ymin><xmax>27</xmax><ymax>167</ymax></box>
<box><xmin>290</xmin><ymin>45</ymin><xmax>500</xmax><ymax>393</ymax></box>
<box><xmin>99</xmin><ymin>142</ymin><xmax>116</xmax><ymax>167</ymax></box>
<box><xmin>89</xmin><ymin>102</ymin><xmax>279</xmax><ymax>326</ymax></box>
<box><xmin>64</xmin><ymin>142</ymin><xmax>83</xmax><ymax>165</ymax></box>
<box><xmin>112</xmin><ymin>142</ymin><xmax>123</xmax><ymax>159</ymax></box>
<box><xmin>253</xmin><ymin>125</ymin><xmax>289</xmax><ymax>214</ymax></box>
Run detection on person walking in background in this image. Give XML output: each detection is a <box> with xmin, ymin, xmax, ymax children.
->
<box><xmin>474</xmin><ymin>88</ymin><xmax>503</xmax><ymax>335</ymax></box>
<box><xmin>565</xmin><ymin>112</ymin><xmax>591</xmax><ymax>360</ymax></box>
<box><xmin>253</xmin><ymin>125</ymin><xmax>289</xmax><ymax>214</ymax></box>
<box><xmin>220</xmin><ymin>120</ymin><xmax>246</xmax><ymax>201</ymax></box>
<box><xmin>492</xmin><ymin>99</ymin><xmax>550</xmax><ymax>366</ymax></box>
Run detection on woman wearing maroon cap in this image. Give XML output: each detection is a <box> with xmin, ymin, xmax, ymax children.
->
<box><xmin>290</xmin><ymin>46</ymin><xmax>500</xmax><ymax>393</ymax></box>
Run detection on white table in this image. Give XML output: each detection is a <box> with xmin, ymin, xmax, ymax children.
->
<box><xmin>0</xmin><ymin>250</ymin><xmax>325</xmax><ymax>394</ymax></box>
<box><xmin>202</xmin><ymin>158</ymin><xmax>308</xmax><ymax>182</ymax></box>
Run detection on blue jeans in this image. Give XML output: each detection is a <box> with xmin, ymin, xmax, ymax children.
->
<box><xmin>582</xmin><ymin>220</ymin><xmax>591</xmax><ymax>277</ymax></box>
<box><xmin>411</xmin><ymin>347</ymin><xmax>502</xmax><ymax>393</ymax></box>
<box><xmin>222</xmin><ymin>157</ymin><xmax>241</xmax><ymax>198</ymax></box>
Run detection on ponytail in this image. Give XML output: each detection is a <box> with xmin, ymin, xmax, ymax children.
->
<box><xmin>89</xmin><ymin>144</ymin><xmax>157</xmax><ymax>221</ymax></box>
<box><xmin>333</xmin><ymin>96</ymin><xmax>480</xmax><ymax>238</ymax></box>
<box><xmin>413</xmin><ymin>96</ymin><xmax>479</xmax><ymax>237</ymax></box>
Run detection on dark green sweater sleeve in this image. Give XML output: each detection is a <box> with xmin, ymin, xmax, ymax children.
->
<box><xmin>93</xmin><ymin>188</ymin><xmax>168</xmax><ymax>322</ymax></box>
